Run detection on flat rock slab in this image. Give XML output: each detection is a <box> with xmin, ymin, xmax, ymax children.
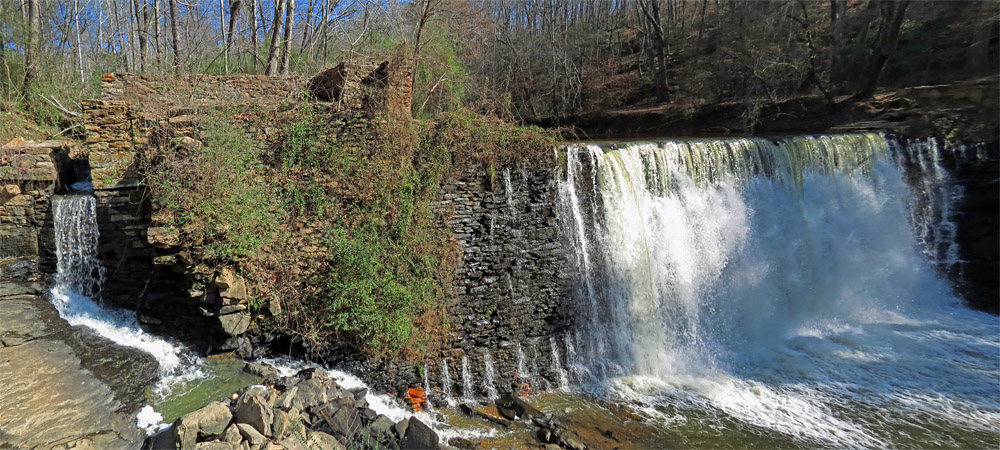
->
<box><xmin>0</xmin><ymin>338</ymin><xmax>135</xmax><ymax>449</ymax></box>
<box><xmin>0</xmin><ymin>293</ymin><xmax>149</xmax><ymax>449</ymax></box>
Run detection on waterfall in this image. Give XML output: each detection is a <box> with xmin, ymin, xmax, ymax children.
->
<box><xmin>461</xmin><ymin>355</ymin><xmax>475</xmax><ymax>402</ymax></box>
<box><xmin>50</xmin><ymin>195</ymin><xmax>207</xmax><ymax>433</ymax></box>
<box><xmin>53</xmin><ymin>195</ymin><xmax>105</xmax><ymax>300</ymax></box>
<box><xmin>440</xmin><ymin>359</ymin><xmax>455</xmax><ymax>406</ymax></box>
<box><xmin>549</xmin><ymin>336</ymin><xmax>568</xmax><ymax>390</ymax></box>
<box><xmin>515</xmin><ymin>343</ymin><xmax>530</xmax><ymax>379</ymax></box>
<box><xmin>503</xmin><ymin>167</ymin><xmax>515</xmax><ymax>207</ymax></box>
<box><xmin>422</xmin><ymin>363</ymin><xmax>434</xmax><ymax>411</ymax></box>
<box><xmin>482</xmin><ymin>352</ymin><xmax>499</xmax><ymax>401</ymax></box>
<box><xmin>555</xmin><ymin>133</ymin><xmax>1000</xmax><ymax>447</ymax></box>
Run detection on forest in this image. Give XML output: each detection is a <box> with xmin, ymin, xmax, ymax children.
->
<box><xmin>1</xmin><ymin>0</ymin><xmax>997</xmax><ymax>134</ymax></box>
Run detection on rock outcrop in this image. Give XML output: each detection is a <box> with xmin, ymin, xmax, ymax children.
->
<box><xmin>148</xmin><ymin>365</ymin><xmax>440</xmax><ymax>450</ymax></box>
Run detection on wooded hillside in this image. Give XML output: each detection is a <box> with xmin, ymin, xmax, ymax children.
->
<box><xmin>1</xmin><ymin>1</ymin><xmax>997</xmax><ymax>128</ymax></box>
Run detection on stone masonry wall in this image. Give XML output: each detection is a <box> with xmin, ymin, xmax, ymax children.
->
<box><xmin>416</xmin><ymin>165</ymin><xmax>572</xmax><ymax>402</ymax></box>
<box><xmin>0</xmin><ymin>141</ymin><xmax>70</xmax><ymax>292</ymax></box>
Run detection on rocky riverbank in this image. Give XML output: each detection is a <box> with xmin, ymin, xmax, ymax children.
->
<box><xmin>0</xmin><ymin>281</ymin><xmax>157</xmax><ymax>449</ymax></box>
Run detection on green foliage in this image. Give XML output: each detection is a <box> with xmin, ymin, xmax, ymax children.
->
<box><xmin>145</xmin><ymin>112</ymin><xmax>285</xmax><ymax>263</ymax></box>
<box><xmin>420</xmin><ymin>107</ymin><xmax>560</xmax><ymax>179</ymax></box>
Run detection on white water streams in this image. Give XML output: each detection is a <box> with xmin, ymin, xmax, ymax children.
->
<box><xmin>50</xmin><ymin>195</ymin><xmax>208</xmax><ymax>434</ymax></box>
<box><xmin>461</xmin><ymin>355</ymin><xmax>475</xmax><ymax>402</ymax></box>
<box><xmin>483</xmin><ymin>352</ymin><xmax>499</xmax><ymax>401</ymax></box>
<box><xmin>440</xmin><ymin>359</ymin><xmax>456</xmax><ymax>406</ymax></box>
<box><xmin>557</xmin><ymin>134</ymin><xmax>1000</xmax><ymax>448</ymax></box>
<box><xmin>549</xmin><ymin>336</ymin><xmax>569</xmax><ymax>390</ymax></box>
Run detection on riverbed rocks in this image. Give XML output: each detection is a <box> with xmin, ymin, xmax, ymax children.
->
<box><xmin>0</xmin><ymin>290</ymin><xmax>153</xmax><ymax>449</ymax></box>
<box><xmin>148</xmin><ymin>365</ymin><xmax>440</xmax><ymax>450</ymax></box>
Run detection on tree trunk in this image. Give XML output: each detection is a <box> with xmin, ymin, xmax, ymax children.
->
<box><xmin>154</xmin><ymin>0</ymin><xmax>163</xmax><ymax>69</ymax></box>
<box><xmin>638</xmin><ymin>0</ymin><xmax>670</xmax><ymax>102</ymax></box>
<box><xmin>857</xmin><ymin>1</ymin><xmax>910</xmax><ymax>98</ymax></box>
<box><xmin>75</xmin><ymin>0</ymin><xmax>86</xmax><ymax>83</ymax></box>
<box><xmin>249</xmin><ymin>0</ymin><xmax>259</xmax><ymax>69</ymax></box>
<box><xmin>264</xmin><ymin>0</ymin><xmax>284</xmax><ymax>75</ymax></box>
<box><xmin>278</xmin><ymin>0</ymin><xmax>294</xmax><ymax>74</ymax></box>
<box><xmin>226</xmin><ymin>1</ymin><xmax>242</xmax><ymax>72</ymax></box>
<box><xmin>169</xmin><ymin>0</ymin><xmax>182</xmax><ymax>74</ymax></box>
<box><xmin>22</xmin><ymin>0</ymin><xmax>41</xmax><ymax>103</ymax></box>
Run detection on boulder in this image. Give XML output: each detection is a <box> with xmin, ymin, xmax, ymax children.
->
<box><xmin>235</xmin><ymin>423</ymin><xmax>266</xmax><ymax>447</ymax></box>
<box><xmin>497</xmin><ymin>394</ymin><xmax>543</xmax><ymax>419</ymax></box>
<box><xmin>275</xmin><ymin>386</ymin><xmax>298</xmax><ymax>410</ymax></box>
<box><xmin>243</xmin><ymin>362</ymin><xmax>277</xmax><ymax>378</ymax></box>
<box><xmin>218</xmin><ymin>312</ymin><xmax>250</xmax><ymax>336</ymax></box>
<box><xmin>400</xmin><ymin>417</ymin><xmax>439</xmax><ymax>450</ymax></box>
<box><xmin>369</xmin><ymin>414</ymin><xmax>395</xmax><ymax>439</ymax></box>
<box><xmin>272</xmin><ymin>409</ymin><xmax>291</xmax><ymax>440</ymax></box>
<box><xmin>235</xmin><ymin>387</ymin><xmax>272</xmax><ymax>436</ymax></box>
<box><xmin>222</xmin><ymin>424</ymin><xmax>242</xmax><ymax>445</ymax></box>
<box><xmin>307</xmin><ymin>431</ymin><xmax>346</xmax><ymax>450</ymax></box>
<box><xmin>448</xmin><ymin>437</ymin><xmax>475</xmax><ymax>449</ymax></box>
<box><xmin>471</xmin><ymin>405</ymin><xmax>512</xmax><ymax>427</ymax></box>
<box><xmin>215</xmin><ymin>267</ymin><xmax>248</xmax><ymax>300</ymax></box>
<box><xmin>392</xmin><ymin>418</ymin><xmax>408</xmax><ymax>441</ymax></box>
<box><xmin>291</xmin><ymin>378</ymin><xmax>327</xmax><ymax>410</ymax></box>
<box><xmin>163</xmin><ymin>402</ymin><xmax>234</xmax><ymax>449</ymax></box>
<box><xmin>193</xmin><ymin>441</ymin><xmax>237</xmax><ymax>450</ymax></box>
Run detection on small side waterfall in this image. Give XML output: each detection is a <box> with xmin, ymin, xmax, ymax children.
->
<box><xmin>549</xmin><ymin>336</ymin><xmax>568</xmax><ymax>390</ymax></box>
<box><xmin>422</xmin><ymin>363</ymin><xmax>434</xmax><ymax>411</ymax></box>
<box><xmin>52</xmin><ymin>195</ymin><xmax>105</xmax><ymax>300</ymax></box>
<box><xmin>50</xmin><ymin>194</ymin><xmax>207</xmax><ymax>433</ymax></box>
<box><xmin>461</xmin><ymin>355</ymin><xmax>475</xmax><ymax>402</ymax></box>
<box><xmin>483</xmin><ymin>352</ymin><xmax>499</xmax><ymax>401</ymax></box>
<box><xmin>440</xmin><ymin>359</ymin><xmax>455</xmax><ymax>406</ymax></box>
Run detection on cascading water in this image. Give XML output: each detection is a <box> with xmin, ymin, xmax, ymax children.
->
<box><xmin>483</xmin><ymin>352</ymin><xmax>499</xmax><ymax>401</ymax></box>
<box><xmin>461</xmin><ymin>355</ymin><xmax>475</xmax><ymax>402</ymax></box>
<box><xmin>440</xmin><ymin>359</ymin><xmax>456</xmax><ymax>406</ymax></box>
<box><xmin>557</xmin><ymin>134</ymin><xmax>999</xmax><ymax>448</ymax></box>
<box><xmin>50</xmin><ymin>195</ymin><xmax>215</xmax><ymax>433</ymax></box>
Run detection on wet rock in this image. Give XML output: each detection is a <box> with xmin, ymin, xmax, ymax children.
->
<box><xmin>235</xmin><ymin>387</ymin><xmax>272</xmax><ymax>436</ymax></box>
<box><xmin>235</xmin><ymin>423</ymin><xmax>266</xmax><ymax>446</ymax></box>
<box><xmin>243</xmin><ymin>362</ymin><xmax>277</xmax><ymax>378</ymax></box>
<box><xmin>400</xmin><ymin>416</ymin><xmax>439</xmax><ymax>449</ymax></box>
<box><xmin>498</xmin><ymin>406</ymin><xmax>516</xmax><ymax>420</ymax></box>
<box><xmin>497</xmin><ymin>394</ymin><xmax>543</xmax><ymax>419</ymax></box>
<box><xmin>537</xmin><ymin>428</ymin><xmax>553</xmax><ymax>443</ymax></box>
<box><xmin>558</xmin><ymin>430</ymin><xmax>588</xmax><ymax>450</ymax></box>
<box><xmin>472</xmin><ymin>404</ymin><xmax>512</xmax><ymax>427</ymax></box>
<box><xmin>448</xmin><ymin>437</ymin><xmax>475</xmax><ymax>449</ymax></box>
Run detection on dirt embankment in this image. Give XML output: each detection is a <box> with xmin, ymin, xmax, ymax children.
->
<box><xmin>567</xmin><ymin>76</ymin><xmax>999</xmax><ymax>145</ymax></box>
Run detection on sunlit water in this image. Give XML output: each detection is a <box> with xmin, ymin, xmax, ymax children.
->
<box><xmin>554</xmin><ymin>135</ymin><xmax>1000</xmax><ymax>448</ymax></box>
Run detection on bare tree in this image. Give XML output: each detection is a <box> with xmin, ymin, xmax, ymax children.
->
<box><xmin>22</xmin><ymin>0</ymin><xmax>41</xmax><ymax>102</ymax></box>
<box><xmin>637</xmin><ymin>0</ymin><xmax>670</xmax><ymax>101</ymax></box>
<box><xmin>265</xmin><ymin>0</ymin><xmax>285</xmax><ymax>75</ymax></box>
<box><xmin>278</xmin><ymin>0</ymin><xmax>295</xmax><ymax>74</ymax></box>
<box><xmin>857</xmin><ymin>0</ymin><xmax>910</xmax><ymax>98</ymax></box>
<box><xmin>169</xmin><ymin>0</ymin><xmax>182</xmax><ymax>73</ymax></box>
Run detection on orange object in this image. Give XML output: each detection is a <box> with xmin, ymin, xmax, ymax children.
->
<box><xmin>404</xmin><ymin>387</ymin><xmax>428</xmax><ymax>412</ymax></box>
